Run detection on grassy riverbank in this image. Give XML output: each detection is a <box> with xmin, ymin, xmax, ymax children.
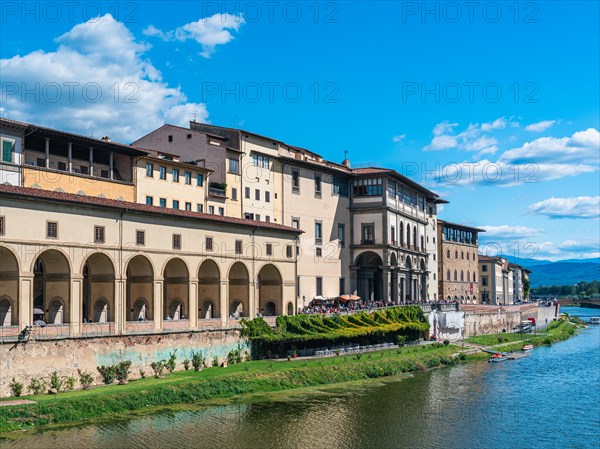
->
<box><xmin>488</xmin><ymin>319</ymin><xmax>581</xmax><ymax>352</ymax></box>
<box><xmin>0</xmin><ymin>344</ymin><xmax>472</xmax><ymax>434</ymax></box>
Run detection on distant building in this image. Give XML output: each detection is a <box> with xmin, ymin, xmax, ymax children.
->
<box><xmin>437</xmin><ymin>221</ymin><xmax>484</xmax><ymax>303</ymax></box>
<box><xmin>479</xmin><ymin>255</ymin><xmax>514</xmax><ymax>305</ymax></box>
<box><xmin>510</xmin><ymin>264</ymin><xmax>531</xmax><ymax>302</ymax></box>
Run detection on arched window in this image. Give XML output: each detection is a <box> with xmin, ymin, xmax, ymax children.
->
<box><xmin>447</xmin><ymin>249</ymin><xmax>450</xmax><ymax>258</ymax></box>
<box><xmin>453</xmin><ymin>270</ymin><xmax>457</xmax><ymax>281</ymax></box>
<box><xmin>400</xmin><ymin>222</ymin><xmax>404</xmax><ymax>245</ymax></box>
<box><xmin>473</xmin><ymin>271</ymin><xmax>476</xmax><ymax>282</ymax></box>
<box><xmin>406</xmin><ymin>224</ymin><xmax>411</xmax><ymax>246</ymax></box>
<box><xmin>447</xmin><ymin>270</ymin><xmax>450</xmax><ymax>281</ymax></box>
<box><xmin>460</xmin><ymin>271</ymin><xmax>464</xmax><ymax>282</ymax></box>
<box><xmin>466</xmin><ymin>252</ymin><xmax>470</xmax><ymax>260</ymax></box>
<box><xmin>455</xmin><ymin>250</ymin><xmax>458</xmax><ymax>259</ymax></box>
<box><xmin>461</xmin><ymin>251</ymin><xmax>464</xmax><ymax>259</ymax></box>
<box><xmin>467</xmin><ymin>271</ymin><xmax>471</xmax><ymax>282</ymax></box>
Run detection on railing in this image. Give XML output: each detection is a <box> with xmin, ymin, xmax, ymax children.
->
<box><xmin>33</xmin><ymin>324</ymin><xmax>70</xmax><ymax>340</ymax></box>
<box><xmin>163</xmin><ymin>319</ymin><xmax>190</xmax><ymax>331</ymax></box>
<box><xmin>81</xmin><ymin>322</ymin><xmax>115</xmax><ymax>337</ymax></box>
<box><xmin>126</xmin><ymin>321</ymin><xmax>155</xmax><ymax>334</ymax></box>
<box><xmin>208</xmin><ymin>187</ymin><xmax>226</xmax><ymax>198</ymax></box>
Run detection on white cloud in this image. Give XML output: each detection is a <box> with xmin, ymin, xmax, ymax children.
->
<box><xmin>532</xmin><ymin>240</ymin><xmax>600</xmax><ymax>261</ymax></box>
<box><xmin>424</xmin><ymin>117</ymin><xmax>509</xmax><ymax>152</ymax></box>
<box><xmin>480</xmin><ymin>225</ymin><xmax>542</xmax><ymax>239</ymax></box>
<box><xmin>144</xmin><ymin>13</ymin><xmax>244</xmax><ymax>58</ymax></box>
<box><xmin>525</xmin><ymin>120</ymin><xmax>557</xmax><ymax>132</ymax></box>
<box><xmin>392</xmin><ymin>134</ymin><xmax>406</xmax><ymax>142</ymax></box>
<box><xmin>529</xmin><ymin>196</ymin><xmax>600</xmax><ymax>219</ymax></box>
<box><xmin>0</xmin><ymin>14</ymin><xmax>209</xmax><ymax>143</ymax></box>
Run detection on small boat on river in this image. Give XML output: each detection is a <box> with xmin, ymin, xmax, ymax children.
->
<box><xmin>522</xmin><ymin>344</ymin><xmax>534</xmax><ymax>351</ymax></box>
<box><xmin>488</xmin><ymin>353</ymin><xmax>508</xmax><ymax>363</ymax></box>
<box><xmin>589</xmin><ymin>317</ymin><xmax>600</xmax><ymax>325</ymax></box>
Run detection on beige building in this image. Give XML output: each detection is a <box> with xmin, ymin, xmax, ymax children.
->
<box><xmin>437</xmin><ymin>221</ymin><xmax>483</xmax><ymax>303</ymax></box>
<box><xmin>0</xmin><ymin>184</ymin><xmax>300</xmax><ymax>335</ymax></box>
<box><xmin>479</xmin><ymin>255</ymin><xmax>514</xmax><ymax>305</ymax></box>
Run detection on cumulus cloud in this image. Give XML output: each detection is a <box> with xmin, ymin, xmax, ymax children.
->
<box><xmin>144</xmin><ymin>13</ymin><xmax>244</xmax><ymax>58</ymax></box>
<box><xmin>392</xmin><ymin>134</ymin><xmax>406</xmax><ymax>142</ymax></box>
<box><xmin>529</xmin><ymin>196</ymin><xmax>600</xmax><ymax>219</ymax></box>
<box><xmin>423</xmin><ymin>117</ymin><xmax>508</xmax><ymax>154</ymax></box>
<box><xmin>0</xmin><ymin>14</ymin><xmax>209</xmax><ymax>143</ymax></box>
<box><xmin>525</xmin><ymin>120</ymin><xmax>557</xmax><ymax>132</ymax></box>
<box><xmin>480</xmin><ymin>225</ymin><xmax>543</xmax><ymax>239</ymax></box>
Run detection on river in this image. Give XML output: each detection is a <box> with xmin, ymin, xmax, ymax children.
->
<box><xmin>3</xmin><ymin>306</ymin><xmax>599</xmax><ymax>449</ymax></box>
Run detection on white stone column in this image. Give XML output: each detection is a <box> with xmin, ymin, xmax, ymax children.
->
<box><xmin>89</xmin><ymin>147</ymin><xmax>94</xmax><ymax>177</ymax></box>
<box><xmin>70</xmin><ymin>275</ymin><xmax>82</xmax><ymax>336</ymax></box>
<box><xmin>115</xmin><ymin>277</ymin><xmax>125</xmax><ymax>334</ymax></box>
<box><xmin>189</xmin><ymin>279</ymin><xmax>198</xmax><ymax>328</ymax></box>
<box><xmin>109</xmin><ymin>151</ymin><xmax>114</xmax><ymax>180</ymax></box>
<box><xmin>45</xmin><ymin>138</ymin><xmax>50</xmax><ymax>168</ymax></box>
<box><xmin>220</xmin><ymin>280</ymin><xmax>228</xmax><ymax>326</ymax></box>
<box><xmin>153</xmin><ymin>280</ymin><xmax>163</xmax><ymax>331</ymax></box>
<box><xmin>19</xmin><ymin>275</ymin><xmax>34</xmax><ymax>329</ymax></box>
<box><xmin>67</xmin><ymin>142</ymin><xmax>73</xmax><ymax>172</ymax></box>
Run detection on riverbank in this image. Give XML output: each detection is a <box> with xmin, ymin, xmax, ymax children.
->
<box><xmin>0</xmin><ymin>343</ymin><xmax>478</xmax><ymax>434</ymax></box>
<box><xmin>0</xmin><ymin>319</ymin><xmax>581</xmax><ymax>435</ymax></box>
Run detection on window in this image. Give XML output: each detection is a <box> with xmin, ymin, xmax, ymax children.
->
<box><xmin>136</xmin><ymin>230</ymin><xmax>145</xmax><ymax>245</ymax></box>
<box><xmin>245</xmin><ymin>187</ymin><xmax>250</xmax><ymax>199</ymax></box>
<box><xmin>473</xmin><ymin>271</ymin><xmax>477</xmax><ymax>282</ymax></box>
<box><xmin>252</xmin><ymin>153</ymin><xmax>269</xmax><ymax>168</ymax></box>
<box><xmin>467</xmin><ymin>272</ymin><xmax>471</xmax><ymax>282</ymax></box>
<box><xmin>338</xmin><ymin>223</ymin><xmax>345</xmax><ymax>247</ymax></box>
<box><xmin>460</xmin><ymin>271</ymin><xmax>464</xmax><ymax>282</ymax></box>
<box><xmin>228</xmin><ymin>158</ymin><xmax>240</xmax><ymax>174</ymax></box>
<box><xmin>447</xmin><ymin>249</ymin><xmax>450</xmax><ymax>258</ymax></box>
<box><xmin>292</xmin><ymin>169</ymin><xmax>300</xmax><ymax>191</ymax></box>
<box><xmin>315</xmin><ymin>221</ymin><xmax>323</xmax><ymax>241</ymax></box>
<box><xmin>231</xmin><ymin>188</ymin><xmax>238</xmax><ymax>200</ymax></box>
<box><xmin>391</xmin><ymin>225</ymin><xmax>396</xmax><ymax>245</ymax></box>
<box><xmin>265</xmin><ymin>215</ymin><xmax>270</xmax><ymax>222</ymax></box>
<box><xmin>145</xmin><ymin>196</ymin><xmax>153</xmax><ymax>206</ymax></box>
<box><xmin>256</xmin><ymin>214</ymin><xmax>261</xmax><ymax>221</ymax></box>
<box><xmin>333</xmin><ymin>175</ymin><xmax>348</xmax><ymax>196</ymax></box>
<box><xmin>80</xmin><ymin>165</ymin><xmax>88</xmax><ymax>175</ymax></box>
<box><xmin>206</xmin><ymin>237</ymin><xmax>213</xmax><ymax>251</ymax></box>
<box><xmin>159</xmin><ymin>166</ymin><xmax>167</xmax><ymax>180</ymax></box>
<box><xmin>187</xmin><ymin>133</ymin><xmax>192</xmax><ymax>139</ymax></box>
<box><xmin>467</xmin><ymin>252</ymin><xmax>470</xmax><ymax>260</ymax></box>
<box><xmin>255</xmin><ymin>189</ymin><xmax>260</xmax><ymax>201</ymax></box>
<box><xmin>185</xmin><ymin>202</ymin><xmax>192</xmax><ymax>211</ymax></box>
<box><xmin>482</xmin><ymin>276</ymin><xmax>489</xmax><ymax>287</ymax></box>
<box><xmin>292</xmin><ymin>218</ymin><xmax>300</xmax><ymax>229</ymax></box>
<box><xmin>184</xmin><ymin>171</ymin><xmax>192</xmax><ymax>185</ymax></box>
<box><xmin>353</xmin><ymin>178</ymin><xmax>382</xmax><ymax>196</ymax></box>
<box><xmin>455</xmin><ymin>250</ymin><xmax>458</xmax><ymax>259</ymax></box>
<box><xmin>362</xmin><ymin>224</ymin><xmax>374</xmax><ymax>244</ymax></box>
<box><xmin>286</xmin><ymin>245</ymin><xmax>293</xmax><ymax>258</ymax></box>
<box><xmin>265</xmin><ymin>191</ymin><xmax>270</xmax><ymax>203</ymax></box>
<box><xmin>196</xmin><ymin>174</ymin><xmax>204</xmax><ymax>187</ymax></box>
<box><xmin>208</xmin><ymin>206</ymin><xmax>215</xmax><ymax>214</ymax></box>
<box><xmin>235</xmin><ymin>240</ymin><xmax>242</xmax><ymax>254</ymax></box>
<box><xmin>218</xmin><ymin>207</ymin><xmax>224</xmax><ymax>216</ymax></box>
<box><xmin>316</xmin><ymin>277</ymin><xmax>323</xmax><ymax>296</ymax></box>
<box><xmin>47</xmin><ymin>221</ymin><xmax>58</xmax><ymax>239</ymax></box>
<box><xmin>57</xmin><ymin>161</ymin><xmax>67</xmax><ymax>171</ymax></box>
<box><xmin>339</xmin><ymin>278</ymin><xmax>345</xmax><ymax>295</ymax></box>
<box><xmin>159</xmin><ymin>198</ymin><xmax>167</xmax><ymax>208</ymax></box>
<box><xmin>454</xmin><ymin>270</ymin><xmax>458</xmax><ymax>281</ymax></box>
<box><xmin>314</xmin><ymin>174</ymin><xmax>322</xmax><ymax>195</ymax></box>
<box><xmin>244</xmin><ymin>212</ymin><xmax>254</xmax><ymax>220</ymax></box>
<box><xmin>266</xmin><ymin>243</ymin><xmax>273</xmax><ymax>256</ymax></box>
<box><xmin>0</xmin><ymin>216</ymin><xmax>4</xmax><ymax>236</ymax></box>
<box><xmin>94</xmin><ymin>226</ymin><xmax>105</xmax><ymax>244</ymax></box>
<box><xmin>168</xmin><ymin>135</ymin><xmax>173</xmax><ymax>142</ymax></box>
<box><xmin>316</xmin><ymin>247</ymin><xmax>322</xmax><ymax>257</ymax></box>
<box><xmin>482</xmin><ymin>265</ymin><xmax>488</xmax><ymax>272</ymax></box>
<box><xmin>197</xmin><ymin>204</ymin><xmax>203</xmax><ymax>213</ymax></box>
<box><xmin>172</xmin><ymin>169</ymin><xmax>179</xmax><ymax>182</ymax></box>
<box><xmin>172</xmin><ymin>200</ymin><xmax>179</xmax><ymax>209</ymax></box>
<box><xmin>172</xmin><ymin>234</ymin><xmax>181</xmax><ymax>250</ymax></box>
<box><xmin>144</xmin><ymin>162</ymin><xmax>154</xmax><ymax>177</ymax></box>
<box><xmin>1</xmin><ymin>138</ymin><xmax>15</xmax><ymax>163</ymax></box>
<box><xmin>461</xmin><ymin>251</ymin><xmax>464</xmax><ymax>259</ymax></box>
<box><xmin>447</xmin><ymin>270</ymin><xmax>450</xmax><ymax>281</ymax></box>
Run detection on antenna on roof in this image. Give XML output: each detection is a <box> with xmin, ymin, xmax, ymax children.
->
<box><xmin>344</xmin><ymin>149</ymin><xmax>349</xmax><ymax>160</ymax></box>
<box><xmin>192</xmin><ymin>110</ymin><xmax>197</xmax><ymax>122</ymax></box>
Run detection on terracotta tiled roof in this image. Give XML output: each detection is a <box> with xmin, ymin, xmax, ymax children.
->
<box><xmin>351</xmin><ymin>167</ymin><xmax>393</xmax><ymax>175</ymax></box>
<box><xmin>0</xmin><ymin>184</ymin><xmax>302</xmax><ymax>234</ymax></box>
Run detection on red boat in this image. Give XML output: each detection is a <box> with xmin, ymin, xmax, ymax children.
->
<box><xmin>522</xmin><ymin>344</ymin><xmax>534</xmax><ymax>351</ymax></box>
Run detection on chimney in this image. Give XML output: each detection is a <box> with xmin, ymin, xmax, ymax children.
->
<box><xmin>101</xmin><ymin>136</ymin><xmax>111</xmax><ymax>142</ymax></box>
<box><xmin>342</xmin><ymin>159</ymin><xmax>350</xmax><ymax>168</ymax></box>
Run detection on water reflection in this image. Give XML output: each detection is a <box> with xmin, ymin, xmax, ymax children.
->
<box><xmin>2</xmin><ymin>307</ymin><xmax>598</xmax><ymax>449</ymax></box>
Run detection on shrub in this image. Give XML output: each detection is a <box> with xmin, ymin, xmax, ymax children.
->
<box><xmin>212</xmin><ymin>356</ymin><xmax>219</xmax><ymax>367</ymax></box>
<box><xmin>458</xmin><ymin>353</ymin><xmax>467</xmax><ymax>361</ymax></box>
<box><xmin>28</xmin><ymin>378</ymin><xmax>46</xmax><ymax>395</ymax></box>
<box><xmin>227</xmin><ymin>349</ymin><xmax>242</xmax><ymax>365</ymax></box>
<box><xmin>49</xmin><ymin>371</ymin><xmax>63</xmax><ymax>392</ymax></box>
<box><xmin>191</xmin><ymin>351</ymin><xmax>204</xmax><ymax>371</ymax></box>
<box><xmin>396</xmin><ymin>335</ymin><xmax>406</xmax><ymax>346</ymax></box>
<box><xmin>139</xmin><ymin>369</ymin><xmax>146</xmax><ymax>379</ymax></box>
<box><xmin>150</xmin><ymin>361</ymin><xmax>166</xmax><ymax>378</ymax></box>
<box><xmin>78</xmin><ymin>370</ymin><xmax>94</xmax><ymax>390</ymax></box>
<box><xmin>443</xmin><ymin>339</ymin><xmax>450</xmax><ymax>346</ymax></box>
<box><xmin>115</xmin><ymin>361</ymin><xmax>132</xmax><ymax>383</ymax></box>
<box><xmin>65</xmin><ymin>376</ymin><xmax>76</xmax><ymax>391</ymax></box>
<box><xmin>183</xmin><ymin>359</ymin><xmax>190</xmax><ymax>370</ymax></box>
<box><xmin>9</xmin><ymin>378</ymin><xmax>23</xmax><ymax>397</ymax></box>
<box><xmin>355</xmin><ymin>354</ymin><xmax>363</xmax><ymax>361</ymax></box>
<box><xmin>166</xmin><ymin>351</ymin><xmax>177</xmax><ymax>373</ymax></box>
<box><xmin>97</xmin><ymin>365</ymin><xmax>116</xmax><ymax>385</ymax></box>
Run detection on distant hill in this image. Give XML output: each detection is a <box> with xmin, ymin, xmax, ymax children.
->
<box><xmin>499</xmin><ymin>255</ymin><xmax>600</xmax><ymax>287</ymax></box>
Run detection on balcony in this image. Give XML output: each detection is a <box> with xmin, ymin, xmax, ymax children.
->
<box><xmin>208</xmin><ymin>182</ymin><xmax>227</xmax><ymax>198</ymax></box>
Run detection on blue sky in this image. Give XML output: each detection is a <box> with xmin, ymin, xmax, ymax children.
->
<box><xmin>1</xmin><ymin>1</ymin><xmax>599</xmax><ymax>261</ymax></box>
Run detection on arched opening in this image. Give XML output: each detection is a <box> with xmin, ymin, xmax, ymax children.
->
<box><xmin>126</xmin><ymin>255</ymin><xmax>153</xmax><ymax>322</ymax></box>
<box><xmin>257</xmin><ymin>264</ymin><xmax>282</xmax><ymax>316</ymax></box>
<box><xmin>198</xmin><ymin>259</ymin><xmax>220</xmax><ymax>319</ymax></box>
<box><xmin>413</xmin><ymin>227</ymin><xmax>417</xmax><ymax>249</ymax></box>
<box><xmin>390</xmin><ymin>253</ymin><xmax>399</xmax><ymax>303</ymax></box>
<box><xmin>355</xmin><ymin>251</ymin><xmax>383</xmax><ymax>302</ymax></box>
<box><xmin>163</xmin><ymin>258</ymin><xmax>189</xmax><ymax>320</ymax></box>
<box><xmin>34</xmin><ymin>250</ymin><xmax>71</xmax><ymax>325</ymax></box>
<box><xmin>0</xmin><ymin>247</ymin><xmax>19</xmax><ymax>326</ymax></box>
<box><xmin>287</xmin><ymin>302</ymin><xmax>294</xmax><ymax>316</ymax></box>
<box><xmin>229</xmin><ymin>262</ymin><xmax>249</xmax><ymax>319</ymax></box>
<box><xmin>83</xmin><ymin>253</ymin><xmax>115</xmax><ymax>323</ymax></box>
<box><xmin>399</xmin><ymin>222</ymin><xmax>404</xmax><ymax>245</ymax></box>
<box><xmin>404</xmin><ymin>256</ymin><xmax>413</xmax><ymax>302</ymax></box>
<box><xmin>406</xmin><ymin>224</ymin><xmax>411</xmax><ymax>247</ymax></box>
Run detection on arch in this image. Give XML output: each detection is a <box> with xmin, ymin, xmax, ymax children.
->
<box><xmin>198</xmin><ymin>259</ymin><xmax>220</xmax><ymax>319</ymax></box>
<box><xmin>405</xmin><ymin>256</ymin><xmax>412</xmax><ymax>270</ymax></box>
<box><xmin>83</xmin><ymin>253</ymin><xmax>115</xmax><ymax>323</ymax></box>
<box><xmin>390</xmin><ymin>252</ymin><xmax>398</xmax><ymax>267</ymax></box>
<box><xmin>258</xmin><ymin>264</ymin><xmax>282</xmax><ymax>316</ymax></box>
<box><xmin>163</xmin><ymin>258</ymin><xmax>189</xmax><ymax>320</ymax></box>
<box><xmin>93</xmin><ymin>297</ymin><xmax>109</xmax><ymax>322</ymax></box>
<box><xmin>406</xmin><ymin>224</ymin><xmax>411</xmax><ymax>246</ymax></box>
<box><xmin>126</xmin><ymin>255</ymin><xmax>154</xmax><ymax>321</ymax></box>
<box><xmin>287</xmin><ymin>302</ymin><xmax>294</xmax><ymax>316</ymax></box>
<box><xmin>34</xmin><ymin>249</ymin><xmax>71</xmax><ymax>325</ymax></box>
<box><xmin>0</xmin><ymin>247</ymin><xmax>19</xmax><ymax>326</ymax></box>
<box><xmin>228</xmin><ymin>262</ymin><xmax>249</xmax><ymax>319</ymax></box>
<box><xmin>419</xmin><ymin>258</ymin><xmax>426</xmax><ymax>271</ymax></box>
<box><xmin>355</xmin><ymin>251</ymin><xmax>383</xmax><ymax>302</ymax></box>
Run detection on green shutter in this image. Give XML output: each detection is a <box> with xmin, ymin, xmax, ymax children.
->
<box><xmin>2</xmin><ymin>140</ymin><xmax>13</xmax><ymax>163</ymax></box>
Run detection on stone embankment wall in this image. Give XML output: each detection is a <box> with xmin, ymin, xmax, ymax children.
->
<box><xmin>462</xmin><ymin>303</ymin><xmax>560</xmax><ymax>337</ymax></box>
<box><xmin>0</xmin><ymin>329</ymin><xmax>247</xmax><ymax>398</ymax></box>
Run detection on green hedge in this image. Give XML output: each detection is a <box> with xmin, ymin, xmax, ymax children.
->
<box><xmin>241</xmin><ymin>306</ymin><xmax>430</xmax><ymax>357</ymax></box>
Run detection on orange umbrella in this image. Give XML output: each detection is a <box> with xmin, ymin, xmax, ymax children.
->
<box><xmin>338</xmin><ymin>294</ymin><xmax>361</xmax><ymax>301</ymax></box>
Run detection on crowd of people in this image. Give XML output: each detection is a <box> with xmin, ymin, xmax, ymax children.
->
<box><xmin>298</xmin><ymin>298</ymin><xmax>462</xmax><ymax>315</ymax></box>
